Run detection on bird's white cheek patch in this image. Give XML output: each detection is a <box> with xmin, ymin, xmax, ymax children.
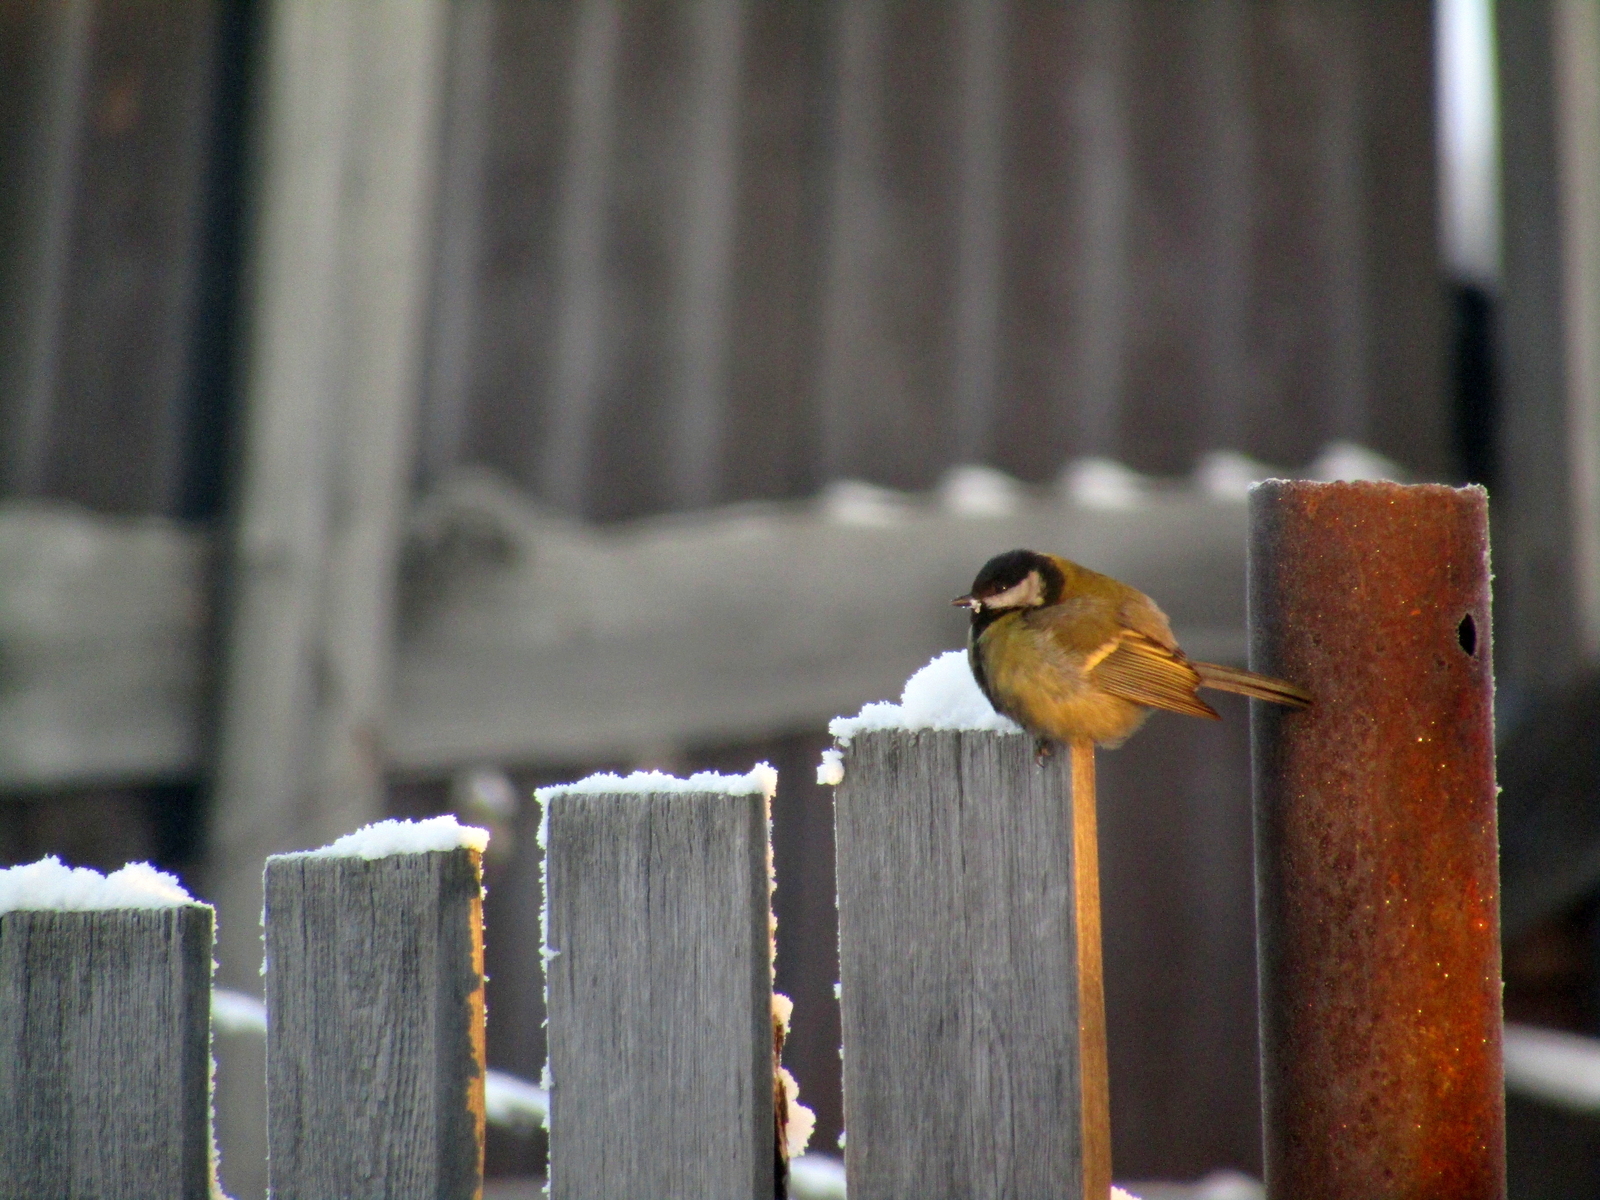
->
<box><xmin>985</xmin><ymin>573</ymin><xmax>1043</xmax><ymax>610</ymax></box>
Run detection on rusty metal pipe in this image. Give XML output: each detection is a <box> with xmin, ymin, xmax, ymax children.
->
<box><xmin>1249</xmin><ymin>480</ymin><xmax>1503</xmax><ymax>1200</ymax></box>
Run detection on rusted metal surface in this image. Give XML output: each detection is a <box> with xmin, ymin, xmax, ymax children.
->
<box><xmin>1248</xmin><ymin>481</ymin><xmax>1503</xmax><ymax>1200</ymax></box>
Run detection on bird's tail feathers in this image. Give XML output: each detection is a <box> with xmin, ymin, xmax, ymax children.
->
<box><xmin>1194</xmin><ymin>661</ymin><xmax>1312</xmax><ymax>708</ymax></box>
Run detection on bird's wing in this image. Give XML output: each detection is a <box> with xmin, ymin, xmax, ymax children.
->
<box><xmin>1089</xmin><ymin>631</ymin><xmax>1220</xmax><ymax>720</ymax></box>
<box><xmin>1116</xmin><ymin>591</ymin><xmax>1180</xmax><ymax>650</ymax></box>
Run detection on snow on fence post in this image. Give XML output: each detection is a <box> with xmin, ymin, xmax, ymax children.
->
<box><xmin>823</xmin><ymin>651</ymin><xmax>1111</xmax><ymax>1200</ymax></box>
<box><xmin>1249</xmin><ymin>481</ymin><xmax>1503</xmax><ymax>1200</ymax></box>
<box><xmin>263</xmin><ymin>817</ymin><xmax>489</xmax><ymax>1199</ymax></box>
<box><xmin>0</xmin><ymin>859</ymin><xmax>214</xmax><ymax>1199</ymax></box>
<box><xmin>540</xmin><ymin>765</ymin><xmax>796</xmax><ymax>1200</ymax></box>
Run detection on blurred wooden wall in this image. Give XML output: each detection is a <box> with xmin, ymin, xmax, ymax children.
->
<box><xmin>0</xmin><ymin>0</ymin><xmax>245</xmax><ymax>520</ymax></box>
<box><xmin>0</xmin><ymin>0</ymin><xmax>1451</xmax><ymax>521</ymax></box>
<box><xmin>419</xmin><ymin>0</ymin><xmax>1447</xmax><ymax>522</ymax></box>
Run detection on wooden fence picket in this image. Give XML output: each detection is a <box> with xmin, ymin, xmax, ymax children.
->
<box><xmin>831</xmin><ymin>728</ymin><xmax>1106</xmax><ymax>1200</ymax></box>
<box><xmin>541</xmin><ymin>768</ymin><xmax>779</xmax><ymax>1200</ymax></box>
<box><xmin>263</xmin><ymin>824</ymin><xmax>487</xmax><ymax>1199</ymax></box>
<box><xmin>0</xmin><ymin>866</ymin><xmax>214</xmax><ymax>1199</ymax></box>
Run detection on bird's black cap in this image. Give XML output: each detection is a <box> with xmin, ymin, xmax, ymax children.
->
<box><xmin>966</xmin><ymin>549</ymin><xmax>1065</xmax><ymax>604</ymax></box>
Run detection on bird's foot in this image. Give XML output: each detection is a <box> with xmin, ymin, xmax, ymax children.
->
<box><xmin>1034</xmin><ymin>739</ymin><xmax>1056</xmax><ymax>766</ymax></box>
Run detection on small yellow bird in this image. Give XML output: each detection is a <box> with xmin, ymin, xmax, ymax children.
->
<box><xmin>954</xmin><ymin>549</ymin><xmax>1311</xmax><ymax>753</ymax></box>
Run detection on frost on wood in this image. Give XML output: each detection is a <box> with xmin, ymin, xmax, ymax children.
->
<box><xmin>211</xmin><ymin>987</ymin><xmax>268</xmax><ymax>1035</ymax></box>
<box><xmin>534</xmin><ymin>761</ymin><xmax>780</xmax><ymax>991</ymax></box>
<box><xmin>0</xmin><ymin>855</ymin><xmax>198</xmax><ymax>911</ymax></box>
<box><xmin>816</xmin><ymin>749</ymin><xmax>845</xmax><ymax>786</ymax></box>
<box><xmin>819</xmin><ymin>652</ymin><xmax>1017</xmax><ymax>784</ymax></box>
<box><xmin>773</xmin><ymin>991</ymin><xmax>816</xmax><ymax>1159</ymax></box>
<box><xmin>484</xmin><ymin>1068</ymin><xmax>549</xmax><ymax>1132</ymax></box>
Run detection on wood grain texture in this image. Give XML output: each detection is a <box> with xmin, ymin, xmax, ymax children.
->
<box><xmin>263</xmin><ymin>848</ymin><xmax>486</xmax><ymax>1200</ymax></box>
<box><xmin>0</xmin><ymin>905</ymin><xmax>213</xmax><ymax>1198</ymax></box>
<box><xmin>834</xmin><ymin>729</ymin><xmax>1100</xmax><ymax>1199</ymax></box>
<box><xmin>0</xmin><ymin>504</ymin><xmax>206</xmax><ymax>787</ymax></box>
<box><xmin>543</xmin><ymin>786</ymin><xmax>773</xmax><ymax>1200</ymax></box>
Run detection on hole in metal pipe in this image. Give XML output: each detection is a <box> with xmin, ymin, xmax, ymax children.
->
<box><xmin>1458</xmin><ymin>612</ymin><xmax>1478</xmax><ymax>656</ymax></box>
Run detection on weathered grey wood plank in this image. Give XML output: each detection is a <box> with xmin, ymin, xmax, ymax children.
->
<box><xmin>208</xmin><ymin>0</ymin><xmax>451</xmax><ymax>967</ymax></box>
<box><xmin>542</xmin><ymin>783</ymin><xmax>774</xmax><ymax>1200</ymax></box>
<box><xmin>0</xmin><ymin>906</ymin><xmax>213</xmax><ymax>1198</ymax></box>
<box><xmin>263</xmin><ymin>848</ymin><xmax>486</xmax><ymax>1200</ymax></box>
<box><xmin>0</xmin><ymin>503</ymin><xmax>207</xmax><ymax>787</ymax></box>
<box><xmin>834</xmin><ymin>729</ymin><xmax>1100</xmax><ymax>1199</ymax></box>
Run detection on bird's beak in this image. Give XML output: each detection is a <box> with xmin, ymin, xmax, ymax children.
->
<box><xmin>952</xmin><ymin>594</ymin><xmax>982</xmax><ymax>612</ymax></box>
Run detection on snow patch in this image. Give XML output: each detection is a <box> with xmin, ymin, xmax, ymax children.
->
<box><xmin>1194</xmin><ymin>449</ymin><xmax>1281</xmax><ymax>501</ymax></box>
<box><xmin>789</xmin><ymin>1153</ymin><xmax>847</xmax><ymax>1198</ymax></box>
<box><xmin>0</xmin><ymin>856</ymin><xmax>197</xmax><ymax>912</ymax></box>
<box><xmin>1503</xmin><ymin>1021</ymin><xmax>1600</xmax><ymax>1112</ymax></box>
<box><xmin>1308</xmin><ymin>439</ymin><xmax>1407</xmax><ymax>483</ymax></box>
<box><xmin>536</xmin><ymin>762</ymin><xmax>777</xmax><ymax>803</ymax></box>
<box><xmin>780</xmin><ymin>1066</ymin><xmax>816</xmax><ymax>1158</ymax></box>
<box><xmin>829</xmin><ymin>650</ymin><xmax>1020</xmax><ymax>744</ymax></box>
<box><xmin>211</xmin><ymin>988</ymin><xmax>267</xmax><ymax>1036</ymax></box>
<box><xmin>283</xmin><ymin>815</ymin><xmax>489</xmax><ymax>860</ymax></box>
<box><xmin>939</xmin><ymin>464</ymin><xmax>1024</xmax><ymax>517</ymax></box>
<box><xmin>773</xmin><ymin>992</ymin><xmax>816</xmax><ymax>1157</ymax></box>
<box><xmin>485</xmin><ymin>1068</ymin><xmax>549</xmax><ymax>1132</ymax></box>
<box><xmin>816</xmin><ymin>748</ymin><xmax>844</xmax><ymax>786</ymax></box>
<box><xmin>1061</xmin><ymin>457</ymin><xmax>1149</xmax><ymax>509</ymax></box>
<box><xmin>817</xmin><ymin>478</ymin><xmax>915</xmax><ymax>526</ymax></box>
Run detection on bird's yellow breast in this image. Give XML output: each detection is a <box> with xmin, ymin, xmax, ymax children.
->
<box><xmin>974</xmin><ymin>609</ymin><xmax>1153</xmax><ymax>747</ymax></box>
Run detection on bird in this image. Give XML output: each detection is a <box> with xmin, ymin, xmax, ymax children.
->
<box><xmin>954</xmin><ymin>548</ymin><xmax>1311</xmax><ymax>756</ymax></box>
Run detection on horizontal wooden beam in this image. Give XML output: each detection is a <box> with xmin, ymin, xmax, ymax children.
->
<box><xmin>0</xmin><ymin>505</ymin><xmax>209</xmax><ymax>786</ymax></box>
<box><xmin>0</xmin><ymin>474</ymin><xmax>1251</xmax><ymax>786</ymax></box>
